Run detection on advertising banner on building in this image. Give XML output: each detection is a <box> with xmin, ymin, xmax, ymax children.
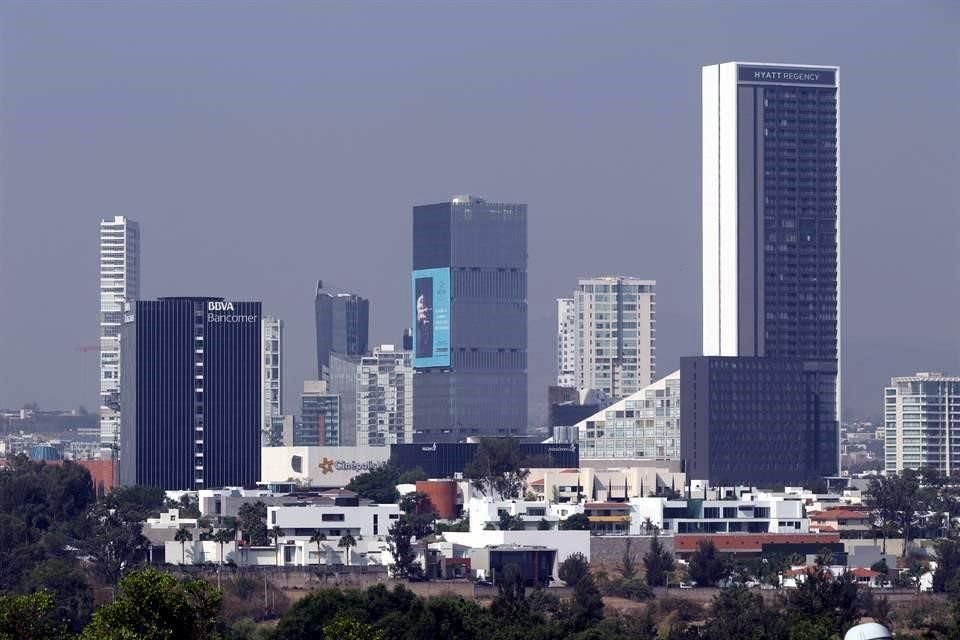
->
<box><xmin>412</xmin><ymin>267</ymin><xmax>451</xmax><ymax>368</ymax></box>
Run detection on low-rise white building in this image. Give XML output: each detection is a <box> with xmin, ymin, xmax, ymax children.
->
<box><xmin>442</xmin><ymin>530</ymin><xmax>590</xmax><ymax>579</ymax></box>
<box><xmin>467</xmin><ymin>497</ymin><xmax>583</xmax><ymax>532</ymax></box>
<box><xmin>629</xmin><ymin>492</ymin><xmax>808</xmax><ymax>535</ymax></box>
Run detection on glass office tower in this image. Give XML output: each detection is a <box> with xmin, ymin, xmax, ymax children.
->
<box><xmin>694</xmin><ymin>62</ymin><xmax>840</xmax><ymax>481</ymax></box>
<box><xmin>119</xmin><ymin>297</ymin><xmax>262</xmax><ymax>490</ymax></box>
<box><xmin>314</xmin><ymin>280</ymin><xmax>369</xmax><ymax>380</ymax></box>
<box><xmin>412</xmin><ymin>195</ymin><xmax>527</xmax><ymax>442</ymax></box>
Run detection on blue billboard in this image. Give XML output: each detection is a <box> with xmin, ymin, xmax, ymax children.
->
<box><xmin>412</xmin><ymin>268</ymin><xmax>450</xmax><ymax>368</ymax></box>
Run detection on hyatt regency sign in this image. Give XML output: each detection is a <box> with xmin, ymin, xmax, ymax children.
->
<box><xmin>738</xmin><ymin>66</ymin><xmax>836</xmax><ymax>86</ymax></box>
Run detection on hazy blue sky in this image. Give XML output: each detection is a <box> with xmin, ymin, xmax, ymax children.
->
<box><xmin>1</xmin><ymin>1</ymin><xmax>957</xmax><ymax>422</ymax></box>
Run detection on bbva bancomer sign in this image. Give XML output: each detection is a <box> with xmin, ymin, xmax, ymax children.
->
<box><xmin>207</xmin><ymin>300</ymin><xmax>257</xmax><ymax>323</ymax></box>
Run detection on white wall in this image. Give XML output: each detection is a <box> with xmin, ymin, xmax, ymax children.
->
<box><xmin>443</xmin><ymin>530</ymin><xmax>590</xmax><ymax>577</ymax></box>
<box><xmin>267</xmin><ymin>503</ymin><xmax>400</xmax><ymax>538</ymax></box>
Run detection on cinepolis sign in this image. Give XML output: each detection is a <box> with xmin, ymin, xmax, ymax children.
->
<box><xmin>318</xmin><ymin>457</ymin><xmax>388</xmax><ymax>475</ymax></box>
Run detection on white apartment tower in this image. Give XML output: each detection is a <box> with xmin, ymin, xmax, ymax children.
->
<box><xmin>99</xmin><ymin>216</ymin><xmax>140</xmax><ymax>447</ymax></box>
<box><xmin>572</xmin><ymin>276</ymin><xmax>656</xmax><ymax>399</ymax></box>
<box><xmin>261</xmin><ymin>316</ymin><xmax>283</xmax><ymax>445</ymax></box>
<box><xmin>885</xmin><ymin>372</ymin><xmax>960</xmax><ymax>475</ymax></box>
<box><xmin>357</xmin><ymin>344</ymin><xmax>413</xmax><ymax>446</ymax></box>
<box><xmin>556</xmin><ymin>298</ymin><xmax>576</xmax><ymax>387</ymax></box>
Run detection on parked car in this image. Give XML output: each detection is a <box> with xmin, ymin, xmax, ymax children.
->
<box><xmin>679</xmin><ymin>582</ymin><xmax>695</xmax><ymax>589</ymax></box>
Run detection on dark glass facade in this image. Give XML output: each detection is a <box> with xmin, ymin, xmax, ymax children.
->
<box><xmin>314</xmin><ymin>280</ymin><xmax>369</xmax><ymax>379</ymax></box>
<box><xmin>390</xmin><ymin>442</ymin><xmax>577</xmax><ymax>479</ymax></box>
<box><xmin>119</xmin><ymin>297</ymin><xmax>262</xmax><ymax>490</ymax></box>
<box><xmin>412</xmin><ymin>197</ymin><xmax>528</xmax><ymax>442</ymax></box>
<box><xmin>738</xmin><ymin>70</ymin><xmax>839</xmax><ymax>461</ymax></box>
<box><xmin>680</xmin><ymin>356</ymin><xmax>836</xmax><ymax>485</ymax></box>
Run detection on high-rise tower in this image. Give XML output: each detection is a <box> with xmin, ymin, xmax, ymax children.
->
<box><xmin>119</xmin><ymin>297</ymin><xmax>262</xmax><ymax>490</ymax></box>
<box><xmin>412</xmin><ymin>195</ymin><xmax>527</xmax><ymax>441</ymax></box>
<box><xmin>314</xmin><ymin>281</ymin><xmax>369</xmax><ymax>380</ymax></box>
<box><xmin>684</xmin><ymin>62</ymin><xmax>840</xmax><ymax>483</ymax></box>
<box><xmin>573</xmin><ymin>277</ymin><xmax>656</xmax><ymax>399</ymax></box>
<box><xmin>99</xmin><ymin>216</ymin><xmax>140</xmax><ymax>448</ymax></box>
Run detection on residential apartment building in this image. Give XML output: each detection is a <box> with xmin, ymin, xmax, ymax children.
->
<box><xmin>885</xmin><ymin>372</ymin><xmax>960</xmax><ymax>475</ymax></box>
<box><xmin>572</xmin><ymin>276</ymin><xmax>656</xmax><ymax>399</ymax></box>
<box><xmin>577</xmin><ymin>371</ymin><xmax>680</xmax><ymax>460</ymax></box>
<box><xmin>357</xmin><ymin>344</ymin><xmax>413</xmax><ymax>446</ymax></box>
<box><xmin>261</xmin><ymin>316</ymin><xmax>283</xmax><ymax>446</ymax></box>
<box><xmin>99</xmin><ymin>216</ymin><xmax>140</xmax><ymax>447</ymax></box>
<box><xmin>297</xmin><ymin>380</ymin><xmax>341</xmax><ymax>446</ymax></box>
<box><xmin>556</xmin><ymin>298</ymin><xmax>576</xmax><ymax>387</ymax></box>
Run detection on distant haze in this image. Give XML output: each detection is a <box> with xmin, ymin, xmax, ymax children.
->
<box><xmin>1</xmin><ymin>1</ymin><xmax>957</xmax><ymax>423</ymax></box>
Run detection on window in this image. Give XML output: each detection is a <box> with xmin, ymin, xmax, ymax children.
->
<box><xmin>321</xmin><ymin>513</ymin><xmax>345</xmax><ymax>522</ymax></box>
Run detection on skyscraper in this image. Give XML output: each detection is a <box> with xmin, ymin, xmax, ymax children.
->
<box><xmin>572</xmin><ymin>277</ymin><xmax>656</xmax><ymax>399</ymax></box>
<box><xmin>314</xmin><ymin>281</ymin><xmax>369</xmax><ymax>380</ymax></box>
<box><xmin>99</xmin><ymin>216</ymin><xmax>140</xmax><ymax>448</ymax></box>
<box><xmin>357</xmin><ymin>344</ymin><xmax>413</xmax><ymax>446</ymax></box>
<box><xmin>556</xmin><ymin>298</ymin><xmax>576</xmax><ymax>387</ymax></box>
<box><xmin>687</xmin><ymin>62</ymin><xmax>840</xmax><ymax>482</ymax></box>
<box><xmin>412</xmin><ymin>195</ymin><xmax>527</xmax><ymax>441</ymax></box>
<box><xmin>885</xmin><ymin>372</ymin><xmax>960</xmax><ymax>475</ymax></box>
<box><xmin>261</xmin><ymin>316</ymin><xmax>283</xmax><ymax>445</ymax></box>
<box><xmin>119</xmin><ymin>297</ymin><xmax>262</xmax><ymax>490</ymax></box>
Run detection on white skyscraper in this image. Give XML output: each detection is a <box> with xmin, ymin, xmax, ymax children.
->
<box><xmin>556</xmin><ymin>298</ymin><xmax>576</xmax><ymax>387</ymax></box>
<box><xmin>357</xmin><ymin>344</ymin><xmax>413</xmax><ymax>446</ymax></box>
<box><xmin>572</xmin><ymin>276</ymin><xmax>656</xmax><ymax>399</ymax></box>
<box><xmin>99</xmin><ymin>216</ymin><xmax>140</xmax><ymax>447</ymax></box>
<box><xmin>261</xmin><ymin>316</ymin><xmax>283</xmax><ymax>445</ymax></box>
<box><xmin>885</xmin><ymin>372</ymin><xmax>960</xmax><ymax>475</ymax></box>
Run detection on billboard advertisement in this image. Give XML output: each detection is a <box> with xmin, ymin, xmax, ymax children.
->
<box><xmin>412</xmin><ymin>267</ymin><xmax>450</xmax><ymax>368</ymax></box>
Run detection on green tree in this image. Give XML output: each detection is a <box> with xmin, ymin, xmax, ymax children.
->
<box><xmin>687</xmin><ymin>539</ymin><xmax>730</xmax><ymax>587</ymax></box>
<box><xmin>323</xmin><ymin>616</ymin><xmax>385</xmax><ymax>640</ymax></box>
<box><xmin>346</xmin><ymin>464</ymin><xmax>401</xmax><ymax>504</ymax></box>
<box><xmin>643</xmin><ymin>531</ymin><xmax>674</xmax><ymax>587</ymax></box>
<box><xmin>309</xmin><ymin>530</ymin><xmax>327</xmax><ymax>565</ymax></box>
<box><xmin>83</xmin><ymin>503</ymin><xmax>149</xmax><ymax>584</ymax></box>
<box><xmin>22</xmin><ymin>558</ymin><xmax>93</xmax><ymax>633</ymax></box>
<box><xmin>463</xmin><ymin>438</ymin><xmax>530</xmax><ymax>499</ymax></box>
<box><xmin>101</xmin><ymin>485</ymin><xmax>166</xmax><ymax>523</ymax></box>
<box><xmin>338</xmin><ymin>534</ymin><xmax>357</xmax><ymax>565</ymax></box>
<box><xmin>387</xmin><ymin>517</ymin><xmax>420</xmax><ymax>578</ymax></box>
<box><xmin>620</xmin><ymin>537</ymin><xmax>639</xmax><ymax>579</ymax></box>
<box><xmin>399</xmin><ymin>492</ymin><xmax>437</xmax><ymax>538</ymax></box>
<box><xmin>80</xmin><ymin>567</ymin><xmax>222</xmax><ymax>640</ymax></box>
<box><xmin>490</xmin><ymin>563</ymin><xmax>530</xmax><ymax>623</ymax></box>
<box><xmin>933</xmin><ymin>538</ymin><xmax>960</xmax><ymax>593</ymax></box>
<box><xmin>237</xmin><ymin>501</ymin><xmax>268</xmax><ymax>547</ymax></box>
<box><xmin>270</xmin><ymin>525</ymin><xmax>284</xmax><ymax>567</ymax></box>
<box><xmin>559</xmin><ymin>552</ymin><xmax>590</xmax><ymax>587</ymax></box>
<box><xmin>560</xmin><ymin>513</ymin><xmax>591</xmax><ymax>531</ymax></box>
<box><xmin>537</xmin><ymin>518</ymin><xmax>551</xmax><ymax>531</ymax></box>
<box><xmin>0</xmin><ymin>590</ymin><xmax>68</xmax><ymax>640</ymax></box>
<box><xmin>214</xmin><ymin>527</ymin><xmax>235</xmax><ymax>565</ymax></box>
<box><xmin>564</xmin><ymin>574</ymin><xmax>605</xmax><ymax>633</ymax></box>
<box><xmin>175</xmin><ymin>526</ymin><xmax>194</xmax><ymax>565</ymax></box>
<box><xmin>784</xmin><ymin>566</ymin><xmax>861</xmax><ymax>635</ymax></box>
<box><xmin>701</xmin><ymin>585</ymin><xmax>786</xmax><ymax>640</ymax></box>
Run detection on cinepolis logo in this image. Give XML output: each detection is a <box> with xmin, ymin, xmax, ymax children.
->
<box><xmin>319</xmin><ymin>457</ymin><xmax>335</xmax><ymax>474</ymax></box>
<box><xmin>208</xmin><ymin>301</ymin><xmax>235</xmax><ymax>311</ymax></box>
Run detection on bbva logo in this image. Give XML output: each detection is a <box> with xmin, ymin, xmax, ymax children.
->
<box><xmin>208</xmin><ymin>301</ymin><xmax>235</xmax><ymax>311</ymax></box>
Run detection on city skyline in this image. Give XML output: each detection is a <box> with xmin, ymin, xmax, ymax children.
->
<box><xmin>1</xmin><ymin>2</ymin><xmax>957</xmax><ymax>424</ymax></box>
